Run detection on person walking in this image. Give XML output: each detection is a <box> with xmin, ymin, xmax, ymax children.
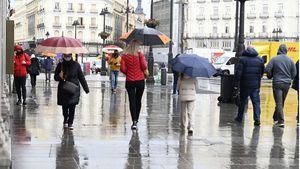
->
<box><xmin>44</xmin><ymin>56</ymin><xmax>54</xmax><ymax>82</ymax></box>
<box><xmin>120</xmin><ymin>40</ymin><xmax>148</xmax><ymax>130</ymax></box>
<box><xmin>265</xmin><ymin>44</ymin><xmax>297</xmax><ymax>127</ymax></box>
<box><xmin>233</xmin><ymin>46</ymin><xmax>265</xmax><ymax>126</ymax></box>
<box><xmin>28</xmin><ymin>54</ymin><xmax>41</xmax><ymax>88</ymax></box>
<box><xmin>13</xmin><ymin>45</ymin><xmax>31</xmax><ymax>105</ymax></box>
<box><xmin>108</xmin><ymin>50</ymin><xmax>121</xmax><ymax>92</ymax></box>
<box><xmin>177</xmin><ymin>73</ymin><xmax>198</xmax><ymax>134</ymax></box>
<box><xmin>54</xmin><ymin>54</ymin><xmax>89</xmax><ymax>130</ymax></box>
<box><xmin>292</xmin><ymin>60</ymin><xmax>299</xmax><ymax>124</ymax></box>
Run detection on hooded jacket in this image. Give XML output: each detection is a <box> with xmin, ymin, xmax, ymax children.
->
<box><xmin>265</xmin><ymin>44</ymin><xmax>297</xmax><ymax>84</ymax></box>
<box><xmin>234</xmin><ymin>47</ymin><xmax>265</xmax><ymax>89</ymax></box>
<box><xmin>13</xmin><ymin>45</ymin><xmax>31</xmax><ymax>77</ymax></box>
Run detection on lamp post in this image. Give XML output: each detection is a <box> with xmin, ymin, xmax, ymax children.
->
<box><xmin>272</xmin><ymin>28</ymin><xmax>282</xmax><ymax>41</ymax></box>
<box><xmin>100</xmin><ymin>7</ymin><xmax>110</xmax><ymax>76</ymax></box>
<box><xmin>45</xmin><ymin>31</ymin><xmax>50</xmax><ymax>39</ymax></box>
<box><xmin>72</xmin><ymin>20</ymin><xmax>80</xmax><ymax>61</ymax></box>
<box><xmin>147</xmin><ymin>0</ymin><xmax>155</xmax><ymax>83</ymax></box>
<box><xmin>233</xmin><ymin>0</ymin><xmax>239</xmax><ymax>52</ymax></box>
<box><xmin>167</xmin><ymin>0</ymin><xmax>173</xmax><ymax>73</ymax></box>
<box><xmin>175</xmin><ymin>0</ymin><xmax>187</xmax><ymax>54</ymax></box>
<box><xmin>235</xmin><ymin>0</ymin><xmax>248</xmax><ymax>58</ymax></box>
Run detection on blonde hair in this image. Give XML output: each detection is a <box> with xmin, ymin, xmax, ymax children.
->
<box><xmin>124</xmin><ymin>39</ymin><xmax>141</xmax><ymax>56</ymax></box>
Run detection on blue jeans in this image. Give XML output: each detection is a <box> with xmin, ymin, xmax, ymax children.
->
<box><xmin>110</xmin><ymin>71</ymin><xmax>119</xmax><ymax>89</ymax></box>
<box><xmin>237</xmin><ymin>88</ymin><xmax>261</xmax><ymax>122</ymax></box>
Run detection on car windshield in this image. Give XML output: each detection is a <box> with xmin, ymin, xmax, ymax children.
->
<box><xmin>214</xmin><ymin>56</ymin><xmax>230</xmax><ymax>65</ymax></box>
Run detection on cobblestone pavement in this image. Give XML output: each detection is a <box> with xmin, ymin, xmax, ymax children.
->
<box><xmin>11</xmin><ymin>74</ymin><xmax>299</xmax><ymax>169</ymax></box>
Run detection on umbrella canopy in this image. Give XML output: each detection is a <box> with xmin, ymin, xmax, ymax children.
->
<box><xmin>170</xmin><ymin>54</ymin><xmax>217</xmax><ymax>78</ymax></box>
<box><xmin>119</xmin><ymin>27</ymin><xmax>171</xmax><ymax>46</ymax></box>
<box><xmin>102</xmin><ymin>45</ymin><xmax>123</xmax><ymax>53</ymax></box>
<box><xmin>41</xmin><ymin>52</ymin><xmax>56</xmax><ymax>57</ymax></box>
<box><xmin>35</xmin><ymin>36</ymin><xmax>89</xmax><ymax>54</ymax></box>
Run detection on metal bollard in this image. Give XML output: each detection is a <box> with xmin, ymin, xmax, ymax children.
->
<box><xmin>161</xmin><ymin>67</ymin><xmax>167</xmax><ymax>85</ymax></box>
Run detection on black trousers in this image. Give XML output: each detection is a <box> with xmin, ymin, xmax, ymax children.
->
<box><xmin>15</xmin><ymin>76</ymin><xmax>27</xmax><ymax>101</ymax></box>
<box><xmin>125</xmin><ymin>80</ymin><xmax>145</xmax><ymax>122</ymax></box>
<box><xmin>62</xmin><ymin>104</ymin><xmax>76</xmax><ymax>125</ymax></box>
<box><xmin>30</xmin><ymin>74</ymin><xmax>37</xmax><ymax>87</ymax></box>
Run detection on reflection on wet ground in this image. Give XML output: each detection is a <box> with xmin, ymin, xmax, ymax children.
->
<box><xmin>11</xmin><ymin>76</ymin><xmax>298</xmax><ymax>169</ymax></box>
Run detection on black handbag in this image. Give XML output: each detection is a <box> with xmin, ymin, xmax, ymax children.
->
<box><xmin>62</xmin><ymin>80</ymin><xmax>79</xmax><ymax>95</ymax></box>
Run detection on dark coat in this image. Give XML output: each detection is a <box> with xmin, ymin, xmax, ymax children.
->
<box><xmin>44</xmin><ymin>57</ymin><xmax>53</xmax><ymax>71</ymax></box>
<box><xmin>28</xmin><ymin>58</ymin><xmax>41</xmax><ymax>75</ymax></box>
<box><xmin>234</xmin><ymin>47</ymin><xmax>265</xmax><ymax>89</ymax></box>
<box><xmin>292</xmin><ymin>60</ymin><xmax>299</xmax><ymax>91</ymax></box>
<box><xmin>54</xmin><ymin>60</ymin><xmax>89</xmax><ymax>106</ymax></box>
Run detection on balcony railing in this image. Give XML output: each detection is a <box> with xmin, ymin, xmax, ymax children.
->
<box><xmin>77</xmin><ymin>25</ymin><xmax>85</xmax><ymax>29</ymax></box>
<box><xmin>89</xmin><ymin>24</ymin><xmax>98</xmax><ymax>29</ymax></box>
<box><xmin>274</xmin><ymin>11</ymin><xmax>284</xmax><ymax>18</ymax></box>
<box><xmin>259</xmin><ymin>12</ymin><xmax>269</xmax><ymax>19</ymax></box>
<box><xmin>246</xmin><ymin>32</ymin><xmax>256</xmax><ymax>38</ymax></box>
<box><xmin>222</xmin><ymin>33</ymin><xmax>231</xmax><ymax>38</ymax></box>
<box><xmin>197</xmin><ymin>0</ymin><xmax>206</xmax><ymax>3</ymax></box>
<box><xmin>223</xmin><ymin>0</ymin><xmax>232</xmax><ymax>1</ymax></box>
<box><xmin>53</xmin><ymin>8</ymin><xmax>61</xmax><ymax>12</ymax></box>
<box><xmin>77</xmin><ymin>9</ymin><xmax>85</xmax><ymax>13</ymax></box>
<box><xmin>259</xmin><ymin>32</ymin><xmax>268</xmax><ymax>38</ymax></box>
<box><xmin>196</xmin><ymin>15</ymin><xmax>205</xmax><ymax>20</ymax></box>
<box><xmin>67</xmin><ymin>9</ymin><xmax>74</xmax><ymax>13</ymax></box>
<box><xmin>209</xmin><ymin>33</ymin><xmax>219</xmax><ymax>38</ymax></box>
<box><xmin>195</xmin><ymin>33</ymin><xmax>206</xmax><ymax>38</ymax></box>
<box><xmin>53</xmin><ymin>23</ymin><xmax>62</xmax><ymax>28</ymax></box>
<box><xmin>222</xmin><ymin>14</ymin><xmax>231</xmax><ymax>20</ymax></box>
<box><xmin>247</xmin><ymin>13</ymin><xmax>256</xmax><ymax>19</ymax></box>
<box><xmin>37</xmin><ymin>23</ymin><xmax>45</xmax><ymax>29</ymax></box>
<box><xmin>90</xmin><ymin>9</ymin><xmax>98</xmax><ymax>14</ymax></box>
<box><xmin>66</xmin><ymin>24</ymin><xmax>73</xmax><ymax>28</ymax></box>
<box><xmin>211</xmin><ymin>0</ymin><xmax>220</xmax><ymax>2</ymax></box>
<box><xmin>210</xmin><ymin>14</ymin><xmax>219</xmax><ymax>20</ymax></box>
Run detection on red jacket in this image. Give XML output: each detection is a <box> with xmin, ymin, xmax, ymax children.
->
<box><xmin>14</xmin><ymin>45</ymin><xmax>31</xmax><ymax>77</ymax></box>
<box><xmin>120</xmin><ymin>52</ymin><xmax>148</xmax><ymax>81</ymax></box>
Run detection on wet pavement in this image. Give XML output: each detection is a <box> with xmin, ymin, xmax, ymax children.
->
<box><xmin>10</xmin><ymin>75</ymin><xmax>298</xmax><ymax>169</ymax></box>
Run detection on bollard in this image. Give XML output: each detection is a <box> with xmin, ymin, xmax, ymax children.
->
<box><xmin>161</xmin><ymin>67</ymin><xmax>167</xmax><ymax>85</ymax></box>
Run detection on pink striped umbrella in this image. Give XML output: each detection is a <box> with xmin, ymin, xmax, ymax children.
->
<box><xmin>35</xmin><ymin>36</ymin><xmax>89</xmax><ymax>54</ymax></box>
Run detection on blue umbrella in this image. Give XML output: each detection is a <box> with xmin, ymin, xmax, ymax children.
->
<box><xmin>170</xmin><ymin>54</ymin><xmax>217</xmax><ymax>78</ymax></box>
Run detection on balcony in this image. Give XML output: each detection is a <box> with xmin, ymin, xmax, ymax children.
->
<box><xmin>210</xmin><ymin>14</ymin><xmax>219</xmax><ymax>20</ymax></box>
<box><xmin>53</xmin><ymin>8</ymin><xmax>61</xmax><ymax>12</ymax></box>
<box><xmin>77</xmin><ymin>9</ymin><xmax>85</xmax><ymax>13</ymax></box>
<box><xmin>89</xmin><ymin>24</ymin><xmax>98</xmax><ymax>29</ymax></box>
<box><xmin>53</xmin><ymin>23</ymin><xmax>62</xmax><ymax>28</ymax></box>
<box><xmin>90</xmin><ymin>9</ymin><xmax>98</xmax><ymax>14</ymax></box>
<box><xmin>246</xmin><ymin>32</ymin><xmax>256</xmax><ymax>38</ymax></box>
<box><xmin>196</xmin><ymin>15</ymin><xmax>205</xmax><ymax>20</ymax></box>
<box><xmin>247</xmin><ymin>13</ymin><xmax>256</xmax><ymax>19</ymax></box>
<box><xmin>223</xmin><ymin>0</ymin><xmax>232</xmax><ymax>1</ymax></box>
<box><xmin>259</xmin><ymin>32</ymin><xmax>268</xmax><ymax>38</ymax></box>
<box><xmin>211</xmin><ymin>0</ymin><xmax>220</xmax><ymax>2</ymax></box>
<box><xmin>221</xmin><ymin>33</ymin><xmax>231</xmax><ymax>38</ymax></box>
<box><xmin>209</xmin><ymin>33</ymin><xmax>219</xmax><ymax>38</ymax></box>
<box><xmin>274</xmin><ymin>11</ymin><xmax>284</xmax><ymax>18</ymax></box>
<box><xmin>259</xmin><ymin>12</ymin><xmax>269</xmax><ymax>19</ymax></box>
<box><xmin>66</xmin><ymin>24</ymin><xmax>73</xmax><ymax>29</ymax></box>
<box><xmin>197</xmin><ymin>0</ymin><xmax>206</xmax><ymax>3</ymax></box>
<box><xmin>222</xmin><ymin>14</ymin><xmax>231</xmax><ymax>20</ymax></box>
<box><xmin>77</xmin><ymin>25</ymin><xmax>85</xmax><ymax>29</ymax></box>
<box><xmin>67</xmin><ymin>9</ymin><xmax>74</xmax><ymax>13</ymax></box>
<box><xmin>195</xmin><ymin>33</ymin><xmax>206</xmax><ymax>38</ymax></box>
<box><xmin>37</xmin><ymin>23</ymin><xmax>45</xmax><ymax>29</ymax></box>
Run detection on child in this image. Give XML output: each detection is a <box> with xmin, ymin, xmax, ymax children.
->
<box><xmin>178</xmin><ymin>73</ymin><xmax>198</xmax><ymax>134</ymax></box>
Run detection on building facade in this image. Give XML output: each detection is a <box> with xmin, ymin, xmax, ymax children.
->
<box><xmin>184</xmin><ymin>0</ymin><xmax>299</xmax><ymax>51</ymax></box>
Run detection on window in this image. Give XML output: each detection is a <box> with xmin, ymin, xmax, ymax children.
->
<box><xmin>278</xmin><ymin>3</ymin><xmax>283</xmax><ymax>13</ymax></box>
<box><xmin>78</xmin><ymin>31</ymin><xmax>83</xmax><ymax>41</ymax></box>
<box><xmin>213</xmin><ymin>26</ymin><xmax>217</xmax><ymax>33</ymax></box>
<box><xmin>79</xmin><ymin>3</ymin><xmax>83</xmax><ymax>10</ymax></box>
<box><xmin>225</xmin><ymin>26</ymin><xmax>229</xmax><ymax>33</ymax></box>
<box><xmin>91</xmin><ymin>4</ymin><xmax>96</xmax><ymax>11</ymax></box>
<box><xmin>68</xmin><ymin>3</ymin><xmax>73</xmax><ymax>10</ymax></box>
<box><xmin>68</xmin><ymin>17</ymin><xmax>72</xmax><ymax>25</ymax></box>
<box><xmin>54</xmin><ymin>16</ymin><xmax>59</xmax><ymax>23</ymax></box>
<box><xmin>28</xmin><ymin>15</ymin><xmax>35</xmax><ymax>35</ymax></box>
<box><xmin>91</xmin><ymin>31</ymin><xmax>96</xmax><ymax>41</ymax></box>
<box><xmin>91</xmin><ymin>17</ymin><xmax>96</xmax><ymax>26</ymax></box>
<box><xmin>262</xmin><ymin>25</ymin><xmax>266</xmax><ymax>32</ymax></box>
<box><xmin>250</xmin><ymin>25</ymin><xmax>254</xmax><ymax>33</ymax></box>
<box><xmin>263</xmin><ymin>4</ymin><xmax>268</xmax><ymax>14</ymax></box>
<box><xmin>250</xmin><ymin>4</ymin><xmax>255</xmax><ymax>13</ymax></box>
<box><xmin>54</xmin><ymin>2</ymin><xmax>60</xmax><ymax>9</ymax></box>
<box><xmin>225</xmin><ymin>6</ymin><xmax>230</xmax><ymax>15</ymax></box>
<box><xmin>78</xmin><ymin>17</ymin><xmax>83</xmax><ymax>25</ymax></box>
<box><xmin>67</xmin><ymin>31</ymin><xmax>73</xmax><ymax>37</ymax></box>
<box><xmin>199</xmin><ymin>7</ymin><xmax>204</xmax><ymax>15</ymax></box>
<box><xmin>213</xmin><ymin>6</ymin><xmax>218</xmax><ymax>16</ymax></box>
<box><xmin>54</xmin><ymin>30</ymin><xmax>60</xmax><ymax>36</ymax></box>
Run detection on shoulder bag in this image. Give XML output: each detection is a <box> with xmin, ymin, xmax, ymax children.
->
<box><xmin>60</xmin><ymin>63</ymin><xmax>79</xmax><ymax>95</ymax></box>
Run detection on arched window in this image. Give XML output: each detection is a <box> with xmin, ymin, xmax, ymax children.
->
<box><xmin>54</xmin><ymin>30</ymin><xmax>60</xmax><ymax>37</ymax></box>
<box><xmin>67</xmin><ymin>31</ymin><xmax>73</xmax><ymax>38</ymax></box>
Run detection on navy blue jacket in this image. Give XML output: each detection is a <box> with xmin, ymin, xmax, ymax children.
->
<box><xmin>234</xmin><ymin>47</ymin><xmax>265</xmax><ymax>89</ymax></box>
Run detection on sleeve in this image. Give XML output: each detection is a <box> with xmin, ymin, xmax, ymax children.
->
<box><xmin>54</xmin><ymin>63</ymin><xmax>63</xmax><ymax>81</ymax></box>
<box><xmin>265</xmin><ymin>59</ymin><xmax>274</xmax><ymax>79</ymax></box>
<box><xmin>77</xmin><ymin>64</ymin><xmax>89</xmax><ymax>93</ymax></box>
<box><xmin>233</xmin><ymin>60</ymin><xmax>244</xmax><ymax>87</ymax></box>
<box><xmin>25</xmin><ymin>54</ymin><xmax>31</xmax><ymax>66</ymax></box>
<box><xmin>139</xmin><ymin>52</ymin><xmax>148</xmax><ymax>71</ymax></box>
<box><xmin>261</xmin><ymin>61</ymin><xmax>265</xmax><ymax>77</ymax></box>
<box><xmin>291</xmin><ymin>61</ymin><xmax>297</xmax><ymax>80</ymax></box>
<box><xmin>120</xmin><ymin>55</ymin><xmax>127</xmax><ymax>74</ymax></box>
<box><xmin>176</xmin><ymin>77</ymin><xmax>181</xmax><ymax>91</ymax></box>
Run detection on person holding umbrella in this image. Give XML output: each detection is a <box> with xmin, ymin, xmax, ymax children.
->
<box><xmin>120</xmin><ymin>40</ymin><xmax>148</xmax><ymax>130</ymax></box>
<box><xmin>54</xmin><ymin>54</ymin><xmax>89</xmax><ymax>130</ymax></box>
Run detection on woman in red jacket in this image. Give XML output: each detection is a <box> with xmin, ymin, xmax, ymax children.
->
<box><xmin>13</xmin><ymin>45</ymin><xmax>31</xmax><ymax>105</ymax></box>
<box><xmin>120</xmin><ymin>40</ymin><xmax>148</xmax><ymax>130</ymax></box>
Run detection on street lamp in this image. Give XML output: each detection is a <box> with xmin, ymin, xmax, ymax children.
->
<box><xmin>175</xmin><ymin>0</ymin><xmax>187</xmax><ymax>54</ymax></box>
<box><xmin>146</xmin><ymin>0</ymin><xmax>155</xmax><ymax>83</ymax></box>
<box><xmin>45</xmin><ymin>31</ymin><xmax>50</xmax><ymax>39</ymax></box>
<box><xmin>167</xmin><ymin>0</ymin><xmax>174</xmax><ymax>73</ymax></box>
<box><xmin>125</xmin><ymin>0</ymin><xmax>135</xmax><ymax>32</ymax></box>
<box><xmin>272</xmin><ymin>28</ymin><xmax>282</xmax><ymax>41</ymax></box>
<box><xmin>100</xmin><ymin>7</ymin><xmax>110</xmax><ymax>76</ymax></box>
<box><xmin>72</xmin><ymin>20</ymin><xmax>80</xmax><ymax>62</ymax></box>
